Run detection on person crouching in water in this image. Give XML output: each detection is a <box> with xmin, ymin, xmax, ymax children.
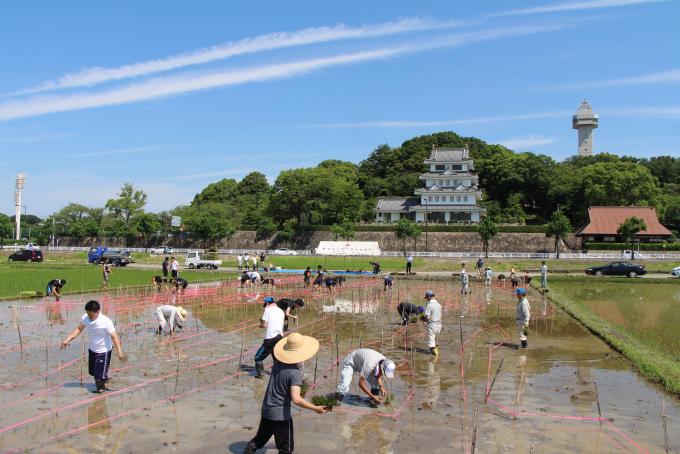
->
<box><xmin>46</xmin><ymin>278</ymin><xmax>66</xmax><ymax>301</ymax></box>
<box><xmin>276</xmin><ymin>298</ymin><xmax>304</xmax><ymax>331</ymax></box>
<box><xmin>155</xmin><ymin>305</ymin><xmax>187</xmax><ymax>335</ymax></box>
<box><xmin>421</xmin><ymin>290</ymin><xmax>442</xmax><ymax>356</ymax></box>
<box><xmin>152</xmin><ymin>275</ymin><xmax>168</xmax><ymax>291</ymax></box>
<box><xmin>397</xmin><ymin>301</ymin><xmax>424</xmax><ymax>326</ymax></box>
<box><xmin>336</xmin><ymin>348</ymin><xmax>395</xmax><ymax>407</ymax></box>
<box><xmin>254</xmin><ymin>296</ymin><xmax>285</xmax><ymax>379</ymax></box>
<box><xmin>60</xmin><ymin>300</ymin><xmax>127</xmax><ymax>393</ymax></box>
<box><xmin>242</xmin><ymin>333</ymin><xmax>327</xmax><ymax>454</ymax></box>
<box><xmin>383</xmin><ymin>274</ymin><xmax>393</xmax><ymax>291</ymax></box>
<box><xmin>171</xmin><ymin>277</ymin><xmax>189</xmax><ymax>293</ymax></box>
<box><xmin>515</xmin><ymin>288</ymin><xmax>531</xmax><ymax>349</ymax></box>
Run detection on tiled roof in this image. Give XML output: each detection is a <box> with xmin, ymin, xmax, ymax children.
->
<box><xmin>375</xmin><ymin>197</ymin><xmax>420</xmax><ymax>212</ymax></box>
<box><xmin>427</xmin><ymin>147</ymin><xmax>469</xmax><ymax>162</ymax></box>
<box><xmin>576</xmin><ymin>206</ymin><xmax>672</xmax><ymax>236</ymax></box>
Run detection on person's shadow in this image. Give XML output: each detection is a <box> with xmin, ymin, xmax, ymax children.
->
<box><xmin>228</xmin><ymin>441</ymin><xmax>277</xmax><ymax>453</ymax></box>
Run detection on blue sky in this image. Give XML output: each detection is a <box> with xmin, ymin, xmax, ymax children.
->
<box><xmin>1</xmin><ymin>0</ymin><xmax>678</xmax><ymax>216</ymax></box>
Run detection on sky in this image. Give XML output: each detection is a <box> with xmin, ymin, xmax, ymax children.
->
<box><xmin>1</xmin><ymin>0</ymin><xmax>679</xmax><ymax>217</ymax></box>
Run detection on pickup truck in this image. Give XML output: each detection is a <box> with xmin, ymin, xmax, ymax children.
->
<box><xmin>185</xmin><ymin>251</ymin><xmax>222</xmax><ymax>269</ymax></box>
<box><xmin>88</xmin><ymin>247</ymin><xmax>135</xmax><ymax>266</ymax></box>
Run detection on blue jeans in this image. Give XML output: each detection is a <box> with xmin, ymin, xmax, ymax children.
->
<box><xmin>541</xmin><ymin>274</ymin><xmax>547</xmax><ymax>288</ymax></box>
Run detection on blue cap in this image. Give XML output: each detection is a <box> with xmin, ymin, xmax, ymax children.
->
<box><xmin>515</xmin><ymin>288</ymin><xmax>527</xmax><ymax>295</ymax></box>
<box><xmin>424</xmin><ymin>290</ymin><xmax>434</xmax><ymax>298</ymax></box>
<box><xmin>418</xmin><ymin>306</ymin><xmax>425</xmax><ymax>314</ymax></box>
<box><xmin>264</xmin><ymin>296</ymin><xmax>275</xmax><ymax>304</ymax></box>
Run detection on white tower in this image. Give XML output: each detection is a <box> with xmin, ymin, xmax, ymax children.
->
<box><xmin>14</xmin><ymin>173</ymin><xmax>26</xmax><ymax>240</ymax></box>
<box><xmin>572</xmin><ymin>100</ymin><xmax>598</xmax><ymax>156</ymax></box>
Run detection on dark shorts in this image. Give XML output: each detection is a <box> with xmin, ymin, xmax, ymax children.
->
<box><xmin>88</xmin><ymin>349</ymin><xmax>112</xmax><ymax>381</ymax></box>
<box><xmin>255</xmin><ymin>335</ymin><xmax>283</xmax><ymax>363</ymax></box>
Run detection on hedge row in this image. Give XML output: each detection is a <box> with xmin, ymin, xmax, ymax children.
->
<box><xmin>355</xmin><ymin>224</ymin><xmax>547</xmax><ymax>233</ymax></box>
<box><xmin>585</xmin><ymin>242</ymin><xmax>680</xmax><ymax>251</ymax></box>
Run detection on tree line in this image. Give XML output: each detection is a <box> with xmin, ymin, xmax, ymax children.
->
<box><xmin>2</xmin><ymin>130</ymin><xmax>678</xmax><ymax>246</ymax></box>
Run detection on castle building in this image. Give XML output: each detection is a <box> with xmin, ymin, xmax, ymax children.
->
<box><xmin>573</xmin><ymin>100</ymin><xmax>598</xmax><ymax>156</ymax></box>
<box><xmin>374</xmin><ymin>146</ymin><xmax>485</xmax><ymax>223</ymax></box>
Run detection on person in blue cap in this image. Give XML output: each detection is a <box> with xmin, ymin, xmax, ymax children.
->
<box><xmin>515</xmin><ymin>288</ymin><xmax>531</xmax><ymax>348</ymax></box>
<box><xmin>254</xmin><ymin>296</ymin><xmax>285</xmax><ymax>379</ymax></box>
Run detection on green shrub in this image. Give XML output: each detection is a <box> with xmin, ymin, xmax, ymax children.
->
<box><xmin>584</xmin><ymin>242</ymin><xmax>680</xmax><ymax>251</ymax></box>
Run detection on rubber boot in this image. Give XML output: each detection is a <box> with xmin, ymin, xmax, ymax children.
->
<box><xmin>156</xmin><ymin>326</ymin><xmax>163</xmax><ymax>335</ymax></box>
<box><xmin>241</xmin><ymin>441</ymin><xmax>257</xmax><ymax>454</ymax></box>
<box><xmin>254</xmin><ymin>361</ymin><xmax>264</xmax><ymax>379</ymax></box>
<box><xmin>430</xmin><ymin>347</ymin><xmax>439</xmax><ymax>356</ymax></box>
<box><xmin>521</xmin><ymin>340</ymin><xmax>528</xmax><ymax>349</ymax></box>
<box><xmin>95</xmin><ymin>380</ymin><xmax>106</xmax><ymax>393</ymax></box>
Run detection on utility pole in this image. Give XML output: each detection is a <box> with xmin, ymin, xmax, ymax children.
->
<box><xmin>424</xmin><ymin>198</ymin><xmax>429</xmax><ymax>252</ymax></box>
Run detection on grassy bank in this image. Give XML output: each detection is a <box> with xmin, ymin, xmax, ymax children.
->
<box><xmin>0</xmin><ymin>262</ymin><xmax>231</xmax><ymax>300</ymax></box>
<box><xmin>534</xmin><ymin>276</ymin><xmax>680</xmax><ymax>396</ymax></box>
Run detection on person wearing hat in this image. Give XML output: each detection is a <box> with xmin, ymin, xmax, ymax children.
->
<box><xmin>254</xmin><ymin>296</ymin><xmax>285</xmax><ymax>379</ymax></box>
<box><xmin>397</xmin><ymin>301</ymin><xmax>425</xmax><ymax>326</ymax></box>
<box><xmin>515</xmin><ymin>288</ymin><xmax>531</xmax><ymax>348</ymax></box>
<box><xmin>422</xmin><ymin>290</ymin><xmax>442</xmax><ymax>356</ymax></box>
<box><xmin>242</xmin><ymin>333</ymin><xmax>326</xmax><ymax>454</ymax></box>
<box><xmin>154</xmin><ymin>304</ymin><xmax>188</xmax><ymax>335</ymax></box>
<box><xmin>276</xmin><ymin>298</ymin><xmax>304</xmax><ymax>332</ymax></box>
<box><xmin>383</xmin><ymin>274</ymin><xmax>393</xmax><ymax>292</ymax></box>
<box><xmin>335</xmin><ymin>348</ymin><xmax>395</xmax><ymax>406</ymax></box>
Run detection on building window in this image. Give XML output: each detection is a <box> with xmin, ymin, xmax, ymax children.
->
<box><xmin>434</xmin><ymin>196</ymin><xmax>439</xmax><ymax>202</ymax></box>
<box><xmin>428</xmin><ymin>196</ymin><xmax>433</xmax><ymax>202</ymax></box>
<box><xmin>446</xmin><ymin>180</ymin><xmax>450</xmax><ymax>186</ymax></box>
<box><xmin>453</xmin><ymin>164</ymin><xmax>462</xmax><ymax>171</ymax></box>
<box><xmin>464</xmin><ymin>195</ymin><xmax>468</xmax><ymax>202</ymax></box>
<box><xmin>435</xmin><ymin>165</ymin><xmax>445</xmax><ymax>171</ymax></box>
<box><xmin>456</xmin><ymin>196</ymin><xmax>461</xmax><ymax>202</ymax></box>
<box><xmin>438</xmin><ymin>180</ymin><xmax>444</xmax><ymax>186</ymax></box>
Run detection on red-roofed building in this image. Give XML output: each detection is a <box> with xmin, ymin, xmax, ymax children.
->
<box><xmin>576</xmin><ymin>206</ymin><xmax>673</xmax><ymax>243</ymax></box>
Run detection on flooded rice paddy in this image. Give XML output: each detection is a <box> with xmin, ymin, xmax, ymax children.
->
<box><xmin>0</xmin><ymin>275</ymin><xmax>678</xmax><ymax>453</ymax></box>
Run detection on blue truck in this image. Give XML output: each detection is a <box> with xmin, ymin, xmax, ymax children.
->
<box><xmin>87</xmin><ymin>247</ymin><xmax>135</xmax><ymax>266</ymax></box>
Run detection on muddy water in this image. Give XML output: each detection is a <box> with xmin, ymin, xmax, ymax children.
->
<box><xmin>0</xmin><ymin>278</ymin><xmax>678</xmax><ymax>453</ymax></box>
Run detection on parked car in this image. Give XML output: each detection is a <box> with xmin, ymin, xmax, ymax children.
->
<box><xmin>185</xmin><ymin>251</ymin><xmax>222</xmax><ymax>269</ymax></box>
<box><xmin>621</xmin><ymin>250</ymin><xmax>646</xmax><ymax>260</ymax></box>
<box><xmin>8</xmin><ymin>249</ymin><xmax>43</xmax><ymax>262</ymax></box>
<box><xmin>672</xmin><ymin>266</ymin><xmax>680</xmax><ymax>278</ymax></box>
<box><xmin>585</xmin><ymin>262</ymin><xmax>646</xmax><ymax>278</ymax></box>
<box><xmin>272</xmin><ymin>248</ymin><xmax>297</xmax><ymax>256</ymax></box>
<box><xmin>88</xmin><ymin>247</ymin><xmax>135</xmax><ymax>266</ymax></box>
<box><xmin>149</xmin><ymin>246</ymin><xmax>174</xmax><ymax>255</ymax></box>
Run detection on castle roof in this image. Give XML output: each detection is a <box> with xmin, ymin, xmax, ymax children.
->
<box><xmin>426</xmin><ymin>147</ymin><xmax>470</xmax><ymax>162</ymax></box>
<box><xmin>375</xmin><ymin>197</ymin><xmax>420</xmax><ymax>212</ymax></box>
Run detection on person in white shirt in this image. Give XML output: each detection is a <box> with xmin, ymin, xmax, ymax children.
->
<box><xmin>485</xmin><ymin>267</ymin><xmax>493</xmax><ymax>286</ymax></box>
<box><xmin>515</xmin><ymin>288</ymin><xmax>531</xmax><ymax>349</ymax></box>
<box><xmin>336</xmin><ymin>348</ymin><xmax>396</xmax><ymax>406</ymax></box>
<box><xmin>422</xmin><ymin>290</ymin><xmax>442</xmax><ymax>356</ymax></box>
<box><xmin>155</xmin><ymin>305</ymin><xmax>188</xmax><ymax>335</ymax></box>
<box><xmin>237</xmin><ymin>254</ymin><xmax>243</xmax><ymax>270</ymax></box>
<box><xmin>254</xmin><ymin>296</ymin><xmax>285</xmax><ymax>379</ymax></box>
<box><xmin>460</xmin><ymin>267</ymin><xmax>469</xmax><ymax>295</ymax></box>
<box><xmin>170</xmin><ymin>257</ymin><xmax>179</xmax><ymax>279</ymax></box>
<box><xmin>406</xmin><ymin>255</ymin><xmax>414</xmax><ymax>275</ymax></box>
<box><xmin>244</xmin><ymin>253</ymin><xmax>251</xmax><ymax>271</ymax></box>
<box><xmin>540</xmin><ymin>261</ymin><xmax>548</xmax><ymax>288</ymax></box>
<box><xmin>60</xmin><ymin>300</ymin><xmax>126</xmax><ymax>393</ymax></box>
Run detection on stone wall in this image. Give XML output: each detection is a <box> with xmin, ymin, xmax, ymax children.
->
<box><xmin>58</xmin><ymin>231</ymin><xmax>581</xmax><ymax>253</ymax></box>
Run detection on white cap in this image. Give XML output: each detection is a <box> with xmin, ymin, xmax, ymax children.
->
<box><xmin>382</xmin><ymin>360</ymin><xmax>396</xmax><ymax>378</ymax></box>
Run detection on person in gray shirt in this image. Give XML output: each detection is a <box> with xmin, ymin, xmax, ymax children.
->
<box><xmin>243</xmin><ymin>333</ymin><xmax>326</xmax><ymax>454</ymax></box>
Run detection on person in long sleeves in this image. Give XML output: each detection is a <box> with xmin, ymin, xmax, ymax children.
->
<box><xmin>335</xmin><ymin>348</ymin><xmax>395</xmax><ymax>406</ymax></box>
<box><xmin>406</xmin><ymin>254</ymin><xmax>413</xmax><ymax>275</ymax></box>
<box><xmin>60</xmin><ymin>300</ymin><xmax>127</xmax><ymax>393</ymax></box>
<box><xmin>276</xmin><ymin>298</ymin><xmax>304</xmax><ymax>331</ymax></box>
<box><xmin>155</xmin><ymin>305</ymin><xmax>188</xmax><ymax>335</ymax></box>
<box><xmin>422</xmin><ymin>290</ymin><xmax>442</xmax><ymax>356</ymax></box>
<box><xmin>515</xmin><ymin>288</ymin><xmax>531</xmax><ymax>349</ymax></box>
<box><xmin>460</xmin><ymin>268</ymin><xmax>469</xmax><ymax>295</ymax></box>
<box><xmin>397</xmin><ymin>302</ymin><xmax>424</xmax><ymax>326</ymax></box>
<box><xmin>254</xmin><ymin>296</ymin><xmax>285</xmax><ymax>379</ymax></box>
<box><xmin>485</xmin><ymin>267</ymin><xmax>492</xmax><ymax>286</ymax></box>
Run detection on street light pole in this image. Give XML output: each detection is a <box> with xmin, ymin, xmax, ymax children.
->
<box><xmin>424</xmin><ymin>198</ymin><xmax>428</xmax><ymax>252</ymax></box>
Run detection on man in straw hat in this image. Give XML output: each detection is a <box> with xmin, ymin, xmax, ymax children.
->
<box><xmin>154</xmin><ymin>304</ymin><xmax>188</xmax><ymax>335</ymax></box>
<box><xmin>254</xmin><ymin>296</ymin><xmax>285</xmax><ymax>379</ymax></box>
<box><xmin>242</xmin><ymin>332</ymin><xmax>327</xmax><ymax>454</ymax></box>
<box><xmin>335</xmin><ymin>348</ymin><xmax>396</xmax><ymax>406</ymax></box>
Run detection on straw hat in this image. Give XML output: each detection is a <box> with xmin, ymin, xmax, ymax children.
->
<box><xmin>274</xmin><ymin>332</ymin><xmax>319</xmax><ymax>364</ymax></box>
<box><xmin>176</xmin><ymin>306</ymin><xmax>188</xmax><ymax>321</ymax></box>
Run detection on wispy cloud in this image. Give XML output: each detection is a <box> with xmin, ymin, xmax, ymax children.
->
<box><xmin>66</xmin><ymin>145</ymin><xmax>163</xmax><ymax>158</ymax></box>
<box><xmin>1</xmin><ymin>132</ymin><xmax>73</xmax><ymax>143</ymax></box>
<box><xmin>498</xmin><ymin>135</ymin><xmax>558</xmax><ymax>149</ymax></box>
<box><xmin>491</xmin><ymin>0</ymin><xmax>666</xmax><ymax>17</ymax></box>
<box><xmin>301</xmin><ymin>111</ymin><xmax>568</xmax><ymax>128</ymax></box>
<box><xmin>546</xmin><ymin>68</ymin><xmax>680</xmax><ymax>90</ymax></box>
<box><xmin>9</xmin><ymin>18</ymin><xmax>465</xmax><ymax>96</ymax></box>
<box><xmin>0</xmin><ymin>24</ymin><xmax>564</xmax><ymax>123</ymax></box>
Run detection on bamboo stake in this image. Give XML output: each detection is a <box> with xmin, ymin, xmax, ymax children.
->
<box><xmin>592</xmin><ymin>368</ymin><xmax>602</xmax><ymax>425</ymax></box>
<box><xmin>513</xmin><ymin>371</ymin><xmax>524</xmax><ymax>421</ymax></box>
<box><xmin>485</xmin><ymin>358</ymin><xmax>504</xmax><ymax>403</ymax></box>
<box><xmin>12</xmin><ymin>306</ymin><xmax>24</xmax><ymax>354</ymax></box>
<box><xmin>313</xmin><ymin>353</ymin><xmax>319</xmax><ymax>385</ymax></box>
<box><xmin>471</xmin><ymin>407</ymin><xmax>478</xmax><ymax>454</ymax></box>
<box><xmin>662</xmin><ymin>399</ymin><xmax>669</xmax><ymax>453</ymax></box>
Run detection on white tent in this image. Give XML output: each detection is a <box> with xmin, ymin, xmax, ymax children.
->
<box><xmin>315</xmin><ymin>241</ymin><xmax>380</xmax><ymax>256</ymax></box>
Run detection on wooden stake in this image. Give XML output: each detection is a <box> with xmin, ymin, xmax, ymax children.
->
<box><xmin>662</xmin><ymin>399</ymin><xmax>669</xmax><ymax>453</ymax></box>
<box><xmin>592</xmin><ymin>368</ymin><xmax>602</xmax><ymax>425</ymax></box>
<box><xmin>485</xmin><ymin>358</ymin><xmax>504</xmax><ymax>403</ymax></box>
<box><xmin>12</xmin><ymin>306</ymin><xmax>24</xmax><ymax>354</ymax></box>
<box><xmin>513</xmin><ymin>371</ymin><xmax>524</xmax><ymax>421</ymax></box>
<box><xmin>471</xmin><ymin>407</ymin><xmax>478</xmax><ymax>454</ymax></box>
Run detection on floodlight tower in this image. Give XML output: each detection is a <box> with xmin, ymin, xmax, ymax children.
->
<box><xmin>572</xmin><ymin>100</ymin><xmax>598</xmax><ymax>156</ymax></box>
<box><xmin>15</xmin><ymin>173</ymin><xmax>26</xmax><ymax>240</ymax></box>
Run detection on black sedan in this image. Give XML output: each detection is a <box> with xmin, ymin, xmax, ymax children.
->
<box><xmin>585</xmin><ymin>262</ymin><xmax>646</xmax><ymax>278</ymax></box>
<box><xmin>8</xmin><ymin>249</ymin><xmax>43</xmax><ymax>262</ymax></box>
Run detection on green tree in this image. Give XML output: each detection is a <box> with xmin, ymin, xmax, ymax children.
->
<box><xmin>477</xmin><ymin>216</ymin><xmax>498</xmax><ymax>258</ymax></box>
<box><xmin>69</xmin><ymin>217</ymin><xmax>100</xmax><ymax>239</ymax></box>
<box><xmin>330</xmin><ymin>218</ymin><xmax>356</xmax><ymax>241</ymax></box>
<box><xmin>132</xmin><ymin>212</ymin><xmax>162</xmax><ymax>248</ymax></box>
<box><xmin>617</xmin><ymin>216</ymin><xmax>647</xmax><ymax>260</ymax></box>
<box><xmin>394</xmin><ymin>218</ymin><xmax>419</xmax><ymax>256</ymax></box>
<box><xmin>545</xmin><ymin>209</ymin><xmax>572</xmax><ymax>259</ymax></box>
<box><xmin>186</xmin><ymin>211</ymin><xmax>235</xmax><ymax>247</ymax></box>
<box><xmin>105</xmin><ymin>183</ymin><xmax>147</xmax><ymax>226</ymax></box>
<box><xmin>0</xmin><ymin>214</ymin><xmax>13</xmax><ymax>248</ymax></box>
<box><xmin>255</xmin><ymin>217</ymin><xmax>277</xmax><ymax>252</ymax></box>
<box><xmin>192</xmin><ymin>178</ymin><xmax>239</xmax><ymax>204</ymax></box>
